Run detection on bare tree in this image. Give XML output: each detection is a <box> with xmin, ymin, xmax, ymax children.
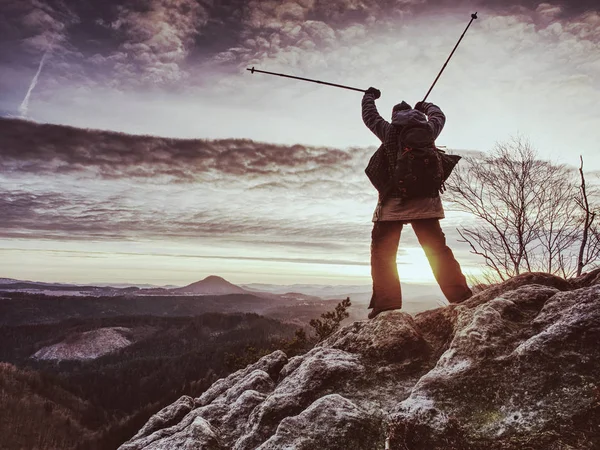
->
<box><xmin>575</xmin><ymin>156</ymin><xmax>600</xmax><ymax>276</ymax></box>
<box><xmin>535</xmin><ymin>163</ymin><xmax>580</xmax><ymax>277</ymax></box>
<box><xmin>446</xmin><ymin>136</ymin><xmax>599</xmax><ymax>280</ymax></box>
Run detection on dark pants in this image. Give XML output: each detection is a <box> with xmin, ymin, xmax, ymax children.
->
<box><xmin>369</xmin><ymin>219</ymin><xmax>472</xmax><ymax>310</ymax></box>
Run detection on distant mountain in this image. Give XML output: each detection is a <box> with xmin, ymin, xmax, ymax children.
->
<box><xmin>0</xmin><ymin>276</ymin><xmax>324</xmax><ymax>304</ymax></box>
<box><xmin>172</xmin><ymin>275</ymin><xmax>251</xmax><ymax>295</ymax></box>
<box><xmin>0</xmin><ymin>276</ymin><xmax>442</xmax><ymax>311</ymax></box>
<box><xmin>0</xmin><ymin>275</ymin><xmax>253</xmax><ymax>297</ymax></box>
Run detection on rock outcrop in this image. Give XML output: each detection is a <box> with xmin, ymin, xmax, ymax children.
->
<box><xmin>120</xmin><ymin>271</ymin><xmax>600</xmax><ymax>450</ymax></box>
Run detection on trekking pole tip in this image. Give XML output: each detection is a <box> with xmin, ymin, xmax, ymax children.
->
<box><xmin>471</xmin><ymin>12</ymin><xmax>478</xmax><ymax>19</ymax></box>
<box><xmin>246</xmin><ymin>66</ymin><xmax>255</xmax><ymax>74</ymax></box>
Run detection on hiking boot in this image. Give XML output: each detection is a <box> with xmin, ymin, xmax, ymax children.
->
<box><xmin>368</xmin><ymin>306</ymin><xmax>400</xmax><ymax>319</ymax></box>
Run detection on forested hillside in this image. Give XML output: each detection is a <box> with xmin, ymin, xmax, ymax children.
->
<box><xmin>0</xmin><ymin>313</ymin><xmax>303</xmax><ymax>449</ymax></box>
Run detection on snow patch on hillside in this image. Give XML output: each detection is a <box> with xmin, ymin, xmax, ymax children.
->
<box><xmin>32</xmin><ymin>327</ymin><xmax>133</xmax><ymax>361</ymax></box>
<box><xmin>15</xmin><ymin>289</ymin><xmax>91</xmax><ymax>297</ymax></box>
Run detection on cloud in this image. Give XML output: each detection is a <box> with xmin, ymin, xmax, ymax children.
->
<box><xmin>0</xmin><ymin>117</ymin><xmax>362</xmax><ymax>185</ymax></box>
<box><xmin>0</xmin><ymin>183</ymin><xmax>473</xmax><ymax>282</ymax></box>
<box><xmin>0</xmin><ymin>118</ymin><xmax>479</xmax><ymax>270</ymax></box>
<box><xmin>0</xmin><ymin>190</ymin><xmax>143</xmax><ymax>240</ymax></box>
<box><xmin>0</xmin><ymin>0</ymin><xmax>83</xmax><ymax>117</ymax></box>
<box><xmin>1</xmin><ymin>0</ymin><xmax>79</xmax><ymax>54</ymax></box>
<box><xmin>0</xmin><ymin>119</ymin><xmax>376</xmax><ymax>260</ymax></box>
<box><xmin>0</xmin><ymin>117</ymin><xmax>378</xmax><ymax>249</ymax></box>
<box><xmin>0</xmin><ymin>187</ymin><xmax>373</xmax><ymax>249</ymax></box>
<box><xmin>1</xmin><ymin>247</ymin><xmax>370</xmax><ymax>267</ymax></box>
<box><xmin>2</xmin><ymin>0</ymin><xmax>599</xmax><ymax>125</ymax></box>
<box><xmin>536</xmin><ymin>3</ymin><xmax>563</xmax><ymax>21</ymax></box>
<box><xmin>94</xmin><ymin>0</ymin><xmax>209</xmax><ymax>85</ymax></box>
<box><xmin>210</xmin><ymin>0</ymin><xmax>416</xmax><ymax>70</ymax></box>
<box><xmin>4</xmin><ymin>0</ymin><xmax>599</xmax><ymax>285</ymax></box>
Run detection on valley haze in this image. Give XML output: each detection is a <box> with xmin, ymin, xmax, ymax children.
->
<box><xmin>0</xmin><ymin>275</ymin><xmax>445</xmax><ymax>309</ymax></box>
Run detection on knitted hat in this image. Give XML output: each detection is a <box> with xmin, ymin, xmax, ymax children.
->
<box><xmin>392</xmin><ymin>101</ymin><xmax>412</xmax><ymax>112</ymax></box>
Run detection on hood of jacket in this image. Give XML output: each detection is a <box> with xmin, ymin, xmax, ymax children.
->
<box><xmin>391</xmin><ymin>109</ymin><xmax>435</xmax><ymax>148</ymax></box>
<box><xmin>391</xmin><ymin>109</ymin><xmax>427</xmax><ymax>127</ymax></box>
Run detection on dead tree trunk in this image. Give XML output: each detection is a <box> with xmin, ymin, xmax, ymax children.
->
<box><xmin>576</xmin><ymin>155</ymin><xmax>596</xmax><ymax>276</ymax></box>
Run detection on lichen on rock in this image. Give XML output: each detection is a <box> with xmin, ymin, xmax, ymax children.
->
<box><xmin>258</xmin><ymin>394</ymin><xmax>384</xmax><ymax>449</ymax></box>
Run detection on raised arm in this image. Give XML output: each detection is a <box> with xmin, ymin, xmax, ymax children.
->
<box><xmin>415</xmin><ymin>101</ymin><xmax>446</xmax><ymax>140</ymax></box>
<box><xmin>362</xmin><ymin>88</ymin><xmax>392</xmax><ymax>143</ymax></box>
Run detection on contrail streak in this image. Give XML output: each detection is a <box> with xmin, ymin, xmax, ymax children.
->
<box><xmin>19</xmin><ymin>50</ymin><xmax>50</xmax><ymax>118</ymax></box>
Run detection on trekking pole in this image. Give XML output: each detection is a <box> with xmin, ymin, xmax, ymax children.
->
<box><xmin>422</xmin><ymin>12</ymin><xmax>478</xmax><ymax>102</ymax></box>
<box><xmin>246</xmin><ymin>67</ymin><xmax>367</xmax><ymax>93</ymax></box>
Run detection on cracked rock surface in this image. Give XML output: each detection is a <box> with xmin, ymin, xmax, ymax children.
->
<box><xmin>120</xmin><ymin>271</ymin><xmax>600</xmax><ymax>450</ymax></box>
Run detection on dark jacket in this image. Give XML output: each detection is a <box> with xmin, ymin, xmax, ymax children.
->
<box><xmin>362</xmin><ymin>92</ymin><xmax>446</xmax><ymax>198</ymax></box>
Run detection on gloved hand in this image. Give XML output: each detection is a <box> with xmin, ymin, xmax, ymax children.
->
<box><xmin>414</xmin><ymin>101</ymin><xmax>427</xmax><ymax>112</ymax></box>
<box><xmin>365</xmin><ymin>87</ymin><xmax>381</xmax><ymax>99</ymax></box>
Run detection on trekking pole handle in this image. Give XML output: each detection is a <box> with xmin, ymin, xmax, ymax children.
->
<box><xmin>422</xmin><ymin>12</ymin><xmax>478</xmax><ymax>102</ymax></box>
<box><xmin>247</xmin><ymin>67</ymin><xmax>367</xmax><ymax>93</ymax></box>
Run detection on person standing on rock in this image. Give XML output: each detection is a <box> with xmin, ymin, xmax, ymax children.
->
<box><xmin>361</xmin><ymin>87</ymin><xmax>472</xmax><ymax>319</ymax></box>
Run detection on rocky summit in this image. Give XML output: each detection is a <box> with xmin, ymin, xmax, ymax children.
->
<box><xmin>120</xmin><ymin>271</ymin><xmax>600</xmax><ymax>450</ymax></box>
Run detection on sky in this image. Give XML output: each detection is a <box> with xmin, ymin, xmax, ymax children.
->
<box><xmin>1</xmin><ymin>0</ymin><xmax>599</xmax><ymax>287</ymax></box>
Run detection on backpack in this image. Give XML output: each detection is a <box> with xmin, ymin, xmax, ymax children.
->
<box><xmin>377</xmin><ymin>123</ymin><xmax>461</xmax><ymax>200</ymax></box>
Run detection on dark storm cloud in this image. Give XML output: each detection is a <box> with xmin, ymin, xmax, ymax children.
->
<box><xmin>0</xmin><ymin>117</ymin><xmax>356</xmax><ymax>181</ymax></box>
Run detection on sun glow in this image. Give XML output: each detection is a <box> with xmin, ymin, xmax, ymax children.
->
<box><xmin>396</xmin><ymin>248</ymin><xmax>437</xmax><ymax>284</ymax></box>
